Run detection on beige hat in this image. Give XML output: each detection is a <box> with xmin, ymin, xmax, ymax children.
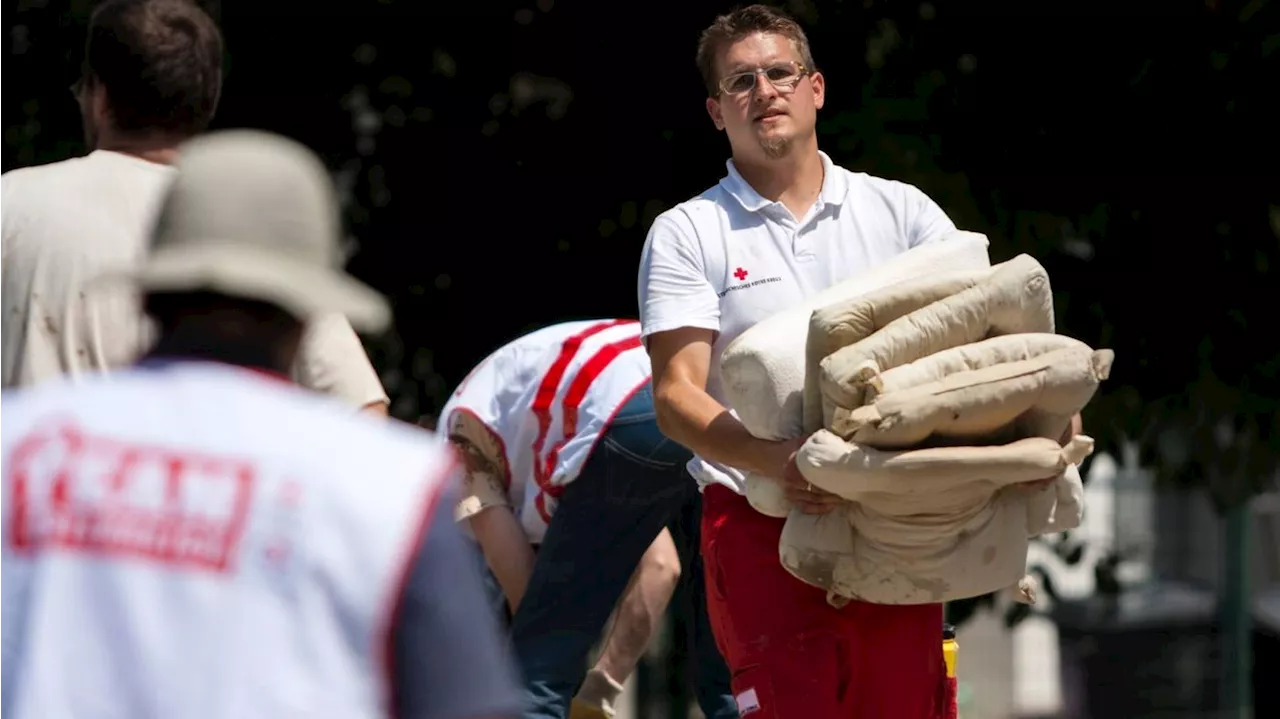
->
<box><xmin>115</xmin><ymin>129</ymin><xmax>391</xmax><ymax>332</ymax></box>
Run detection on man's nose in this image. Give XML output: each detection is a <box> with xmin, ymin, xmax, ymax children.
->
<box><xmin>751</xmin><ymin>73</ymin><xmax>780</xmax><ymax>102</ymax></box>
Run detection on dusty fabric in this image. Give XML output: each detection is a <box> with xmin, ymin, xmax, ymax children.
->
<box><xmin>718</xmin><ymin>232</ymin><xmax>992</xmax><ymax>443</ymax></box>
<box><xmin>818</xmin><ymin>254</ymin><xmax>1054</xmax><ymax>429</ymax></box>
<box><xmin>740</xmin><ymin>252</ymin><xmax>1113</xmax><ymax>605</ymax></box>
<box><xmin>833</xmin><ymin>340</ymin><xmax>1115</xmax><ymax>448</ymax></box>
<box><xmin>446</xmin><ymin>410</ymin><xmax>512</xmax><ymax>522</ymax></box>
<box><xmin>804</xmin><ymin>269</ymin><xmax>988</xmax><ymax>433</ymax></box>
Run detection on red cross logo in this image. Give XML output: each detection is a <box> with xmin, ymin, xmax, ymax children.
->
<box><xmin>733</xmin><ymin>267</ymin><xmax>749</xmax><ymax>281</ymax></box>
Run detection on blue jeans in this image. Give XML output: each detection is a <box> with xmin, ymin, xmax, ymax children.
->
<box><xmin>501</xmin><ymin>382</ymin><xmax>737</xmax><ymax>719</ymax></box>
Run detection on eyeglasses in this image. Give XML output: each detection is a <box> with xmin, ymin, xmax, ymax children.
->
<box><xmin>717</xmin><ymin>61</ymin><xmax>809</xmax><ymax>96</ymax></box>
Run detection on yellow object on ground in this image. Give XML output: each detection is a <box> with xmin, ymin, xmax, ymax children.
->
<box><xmin>943</xmin><ymin>623</ymin><xmax>959</xmax><ymax>678</ymax></box>
<box><xmin>568</xmin><ymin>697</ymin><xmax>613</xmax><ymax>719</ymax></box>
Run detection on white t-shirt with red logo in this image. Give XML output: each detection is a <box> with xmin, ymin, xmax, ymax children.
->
<box><xmin>637</xmin><ymin>151</ymin><xmax>958</xmax><ymax>494</ymax></box>
<box><xmin>438</xmin><ymin>319</ymin><xmax>650</xmax><ymax>542</ymax></box>
<box><xmin>0</xmin><ymin>361</ymin><xmax>468</xmax><ymax>719</ymax></box>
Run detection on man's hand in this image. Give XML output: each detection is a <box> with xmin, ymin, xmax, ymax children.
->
<box><xmin>776</xmin><ymin>435</ymin><xmax>844</xmax><ymax>515</ymax></box>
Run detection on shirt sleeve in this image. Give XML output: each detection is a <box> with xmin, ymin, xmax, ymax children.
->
<box><xmin>292</xmin><ymin>313</ymin><xmax>390</xmax><ymax>409</ymax></box>
<box><xmin>637</xmin><ymin>211</ymin><xmax>721</xmax><ymax>339</ymax></box>
<box><xmin>392</xmin><ymin>487</ymin><xmax>525</xmax><ymax>719</ymax></box>
<box><xmin>903</xmin><ymin>183</ymin><xmax>959</xmax><ymax>248</ymax></box>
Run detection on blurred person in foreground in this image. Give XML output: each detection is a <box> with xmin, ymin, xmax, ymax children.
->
<box><xmin>434</xmin><ymin>320</ymin><xmax>737</xmax><ymax>719</ymax></box>
<box><xmin>0</xmin><ymin>129</ymin><xmax>523</xmax><ymax>719</ymax></box>
<box><xmin>638</xmin><ymin>5</ymin><xmax>964</xmax><ymax>717</ymax></box>
<box><xmin>1</xmin><ymin>0</ymin><xmax>389</xmax><ymax>415</ymax></box>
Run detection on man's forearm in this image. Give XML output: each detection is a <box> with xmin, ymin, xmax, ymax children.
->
<box><xmin>654</xmin><ymin>377</ymin><xmax>790</xmax><ymax>480</ymax></box>
<box><xmin>469</xmin><ymin>508</ymin><xmax>536</xmax><ymax>612</ymax></box>
<box><xmin>593</xmin><ymin>528</ymin><xmax>681</xmax><ymax>683</ymax></box>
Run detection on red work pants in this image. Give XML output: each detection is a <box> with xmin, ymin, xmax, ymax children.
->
<box><xmin>700</xmin><ymin>485</ymin><xmax>949</xmax><ymax>718</ymax></box>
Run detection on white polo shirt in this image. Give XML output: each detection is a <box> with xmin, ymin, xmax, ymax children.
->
<box><xmin>637</xmin><ymin>151</ymin><xmax>957</xmax><ymax>494</ymax></box>
<box><xmin>1</xmin><ymin>151</ymin><xmax>389</xmax><ymax>410</ymax></box>
<box><xmin>438</xmin><ymin>319</ymin><xmax>651</xmax><ymax>542</ymax></box>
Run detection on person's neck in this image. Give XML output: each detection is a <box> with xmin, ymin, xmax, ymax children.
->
<box><xmin>95</xmin><ymin>132</ymin><xmax>186</xmax><ymax>166</ymax></box>
<box><xmin>731</xmin><ymin>138</ymin><xmax>825</xmax><ymax>220</ymax></box>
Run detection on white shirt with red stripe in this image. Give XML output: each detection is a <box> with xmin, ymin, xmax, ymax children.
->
<box><xmin>0</xmin><ymin>361</ymin><xmax>456</xmax><ymax>719</ymax></box>
<box><xmin>438</xmin><ymin>319</ymin><xmax>650</xmax><ymax>543</ymax></box>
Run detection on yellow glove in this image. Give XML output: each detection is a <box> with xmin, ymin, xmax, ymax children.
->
<box><xmin>568</xmin><ymin>698</ymin><xmax>613</xmax><ymax>719</ymax></box>
<box><xmin>571</xmin><ymin>668</ymin><xmax>624</xmax><ymax>719</ymax></box>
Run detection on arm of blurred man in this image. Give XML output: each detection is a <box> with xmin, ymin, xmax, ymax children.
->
<box><xmin>451</xmin><ymin>439</ymin><xmax>536</xmax><ymax>612</ymax></box>
<box><xmin>293</xmin><ymin>312</ymin><xmax>391</xmax><ymax>413</ymax></box>
<box><xmin>468</xmin><ymin>504</ymin><xmax>537</xmax><ymax>612</ymax></box>
<box><xmin>639</xmin><ymin>215</ymin><xmax>841</xmax><ymax>514</ymax></box>
<box><xmin>588</xmin><ymin>528</ymin><xmax>681</xmax><ymax>687</ymax></box>
<box><xmin>393</xmin><ymin>485</ymin><xmax>525</xmax><ymax>719</ymax></box>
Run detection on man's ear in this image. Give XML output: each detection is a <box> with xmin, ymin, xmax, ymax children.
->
<box><xmin>706</xmin><ymin>96</ymin><xmax>726</xmax><ymax>131</ymax></box>
<box><xmin>810</xmin><ymin>71</ymin><xmax>826</xmax><ymax>111</ymax></box>
<box><xmin>91</xmin><ymin>82</ymin><xmax>112</xmax><ymax>129</ymax></box>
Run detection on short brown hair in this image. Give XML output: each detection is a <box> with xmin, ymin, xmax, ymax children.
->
<box><xmin>84</xmin><ymin>0</ymin><xmax>224</xmax><ymax>136</ymax></box>
<box><xmin>695</xmin><ymin>4</ymin><xmax>817</xmax><ymax>96</ymax></box>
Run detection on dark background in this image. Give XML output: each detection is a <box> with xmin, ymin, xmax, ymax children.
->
<box><xmin>5</xmin><ymin>0</ymin><xmax>1279</xmax><ymax>504</ymax></box>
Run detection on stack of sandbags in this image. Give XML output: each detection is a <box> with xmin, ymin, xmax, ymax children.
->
<box><xmin>720</xmin><ymin>239</ymin><xmax>1114</xmax><ymax>607</ymax></box>
<box><xmin>719</xmin><ymin>231</ymin><xmax>995</xmax><ymax>513</ymax></box>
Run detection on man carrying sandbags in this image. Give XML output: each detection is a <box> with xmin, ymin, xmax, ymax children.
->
<box><xmin>636</xmin><ymin>5</ymin><xmax>1062</xmax><ymax>717</ymax></box>
<box><xmin>437</xmin><ymin>319</ymin><xmax>736</xmax><ymax>719</ymax></box>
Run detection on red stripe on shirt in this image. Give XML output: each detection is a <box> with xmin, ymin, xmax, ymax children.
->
<box><xmin>532</xmin><ymin>334</ymin><xmax>643</xmax><ymax>522</ymax></box>
<box><xmin>528</xmin><ymin>320</ymin><xmax>635</xmax><ymax>473</ymax></box>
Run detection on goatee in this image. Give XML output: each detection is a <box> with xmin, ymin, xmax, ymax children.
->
<box><xmin>759</xmin><ymin>136</ymin><xmax>792</xmax><ymax>159</ymax></box>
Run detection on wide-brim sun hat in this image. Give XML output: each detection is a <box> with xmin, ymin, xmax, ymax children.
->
<box><xmin>99</xmin><ymin>128</ymin><xmax>391</xmax><ymax>333</ymax></box>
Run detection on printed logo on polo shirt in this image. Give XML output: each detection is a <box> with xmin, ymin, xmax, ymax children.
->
<box><xmin>718</xmin><ymin>266</ymin><xmax>783</xmax><ymax>298</ymax></box>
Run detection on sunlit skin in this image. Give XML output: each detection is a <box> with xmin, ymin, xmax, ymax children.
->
<box><xmin>705</xmin><ymin>32</ymin><xmax>825</xmax><ymax>163</ymax></box>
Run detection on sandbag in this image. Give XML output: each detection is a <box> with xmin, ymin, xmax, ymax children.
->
<box><xmin>861</xmin><ymin>332</ymin><xmax>1089</xmax><ymax>400</ymax></box>
<box><xmin>796</xmin><ymin>431</ymin><xmax>1094</xmax><ymax>499</ymax></box>
<box><xmin>444</xmin><ymin>409</ymin><xmax>512</xmax><ymax>522</ymax></box>
<box><xmin>719</xmin><ymin>232</ymin><xmax>992</xmax><ymax>442</ymax></box>
<box><xmin>818</xmin><ymin>254</ymin><xmax>1054</xmax><ymax>428</ymax></box>
<box><xmin>804</xmin><ymin>269</ymin><xmax>989</xmax><ymax>433</ymax></box>
<box><xmin>818</xmin><ymin>487</ymin><xmax>1035</xmax><ymax>604</ymax></box>
<box><xmin>832</xmin><ymin>341</ymin><xmax>1116</xmax><ymax>448</ymax></box>
<box><xmin>745</xmin><ymin>474</ymin><xmax>792</xmax><ymax>518</ymax></box>
<box><xmin>783</xmin><ymin>431</ymin><xmax>1095</xmax><ymax>604</ymax></box>
<box><xmin>1029</xmin><ymin>462</ymin><xmax>1085</xmax><ymax>536</ymax></box>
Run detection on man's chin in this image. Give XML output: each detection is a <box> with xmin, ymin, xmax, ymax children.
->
<box><xmin>758</xmin><ymin>135</ymin><xmax>793</xmax><ymax>159</ymax></box>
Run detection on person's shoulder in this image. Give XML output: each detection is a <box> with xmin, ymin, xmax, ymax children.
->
<box><xmin>225</xmin><ymin>373</ymin><xmax>456</xmax><ymax>471</ymax></box>
<box><xmin>2</xmin><ymin>368</ymin><xmax>109</xmax><ymax>406</ymax></box>
<box><xmin>840</xmin><ymin>166</ymin><xmax>935</xmax><ymax>205</ymax></box>
<box><xmin>1</xmin><ymin>156</ymin><xmax>85</xmax><ymax>198</ymax></box>
<box><xmin>647</xmin><ymin>183</ymin><xmax>735</xmax><ymax>251</ymax></box>
<box><xmin>2</xmin><ymin>152</ymin><xmax>172</xmax><ymax>214</ymax></box>
<box><xmin>663</xmin><ymin>179</ymin><xmax>736</xmax><ymax>220</ymax></box>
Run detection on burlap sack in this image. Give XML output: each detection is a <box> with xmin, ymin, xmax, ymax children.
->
<box><xmin>818</xmin><ymin>254</ymin><xmax>1054</xmax><ymax>429</ymax></box>
<box><xmin>444</xmin><ymin>409</ymin><xmax>512</xmax><ymax>522</ymax></box>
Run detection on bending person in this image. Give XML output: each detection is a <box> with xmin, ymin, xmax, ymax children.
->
<box><xmin>436</xmin><ymin>319</ymin><xmax>737</xmax><ymax>719</ymax></box>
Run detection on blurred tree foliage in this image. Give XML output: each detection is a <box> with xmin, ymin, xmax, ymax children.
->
<box><xmin>4</xmin><ymin>0</ymin><xmax>1277</xmax><ymax>509</ymax></box>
